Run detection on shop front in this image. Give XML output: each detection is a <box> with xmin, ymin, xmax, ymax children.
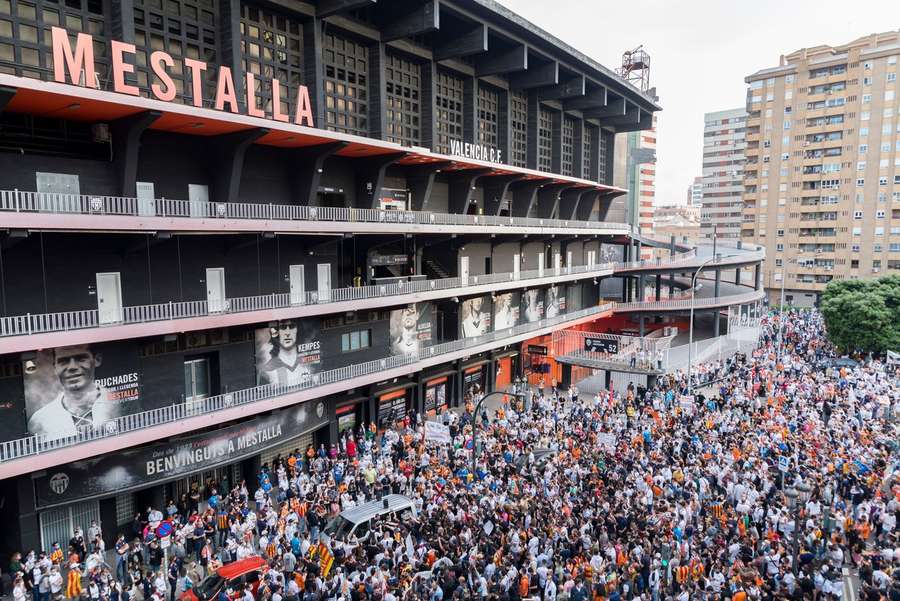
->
<box><xmin>27</xmin><ymin>400</ymin><xmax>329</xmax><ymax>551</ymax></box>
<box><xmin>461</xmin><ymin>361</ymin><xmax>489</xmax><ymax>400</ymax></box>
<box><xmin>333</xmin><ymin>394</ymin><xmax>369</xmax><ymax>441</ymax></box>
<box><xmin>492</xmin><ymin>349</ymin><xmax>521</xmax><ymax>391</ymax></box>
<box><xmin>374</xmin><ymin>382</ymin><xmax>417</xmax><ymax>430</ymax></box>
<box><xmin>522</xmin><ymin>334</ymin><xmax>561</xmax><ymax>386</ymax></box>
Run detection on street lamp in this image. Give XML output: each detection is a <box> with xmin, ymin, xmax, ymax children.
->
<box><xmin>686</xmin><ymin>255</ymin><xmax>717</xmax><ymax>397</ymax></box>
<box><xmin>470</xmin><ymin>390</ymin><xmax>525</xmax><ymax>477</ymax></box>
<box><xmin>785</xmin><ymin>482</ymin><xmax>813</xmax><ymax>576</ymax></box>
<box><xmin>777</xmin><ymin>258</ymin><xmax>796</xmax><ymax>363</ymax></box>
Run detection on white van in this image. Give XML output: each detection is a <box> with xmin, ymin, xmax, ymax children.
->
<box><xmin>323</xmin><ymin>494</ymin><xmax>416</xmax><ymax>544</ymax></box>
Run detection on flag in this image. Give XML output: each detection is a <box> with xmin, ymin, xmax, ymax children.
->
<box><xmin>319</xmin><ymin>544</ymin><xmax>334</xmax><ymax>578</ymax></box>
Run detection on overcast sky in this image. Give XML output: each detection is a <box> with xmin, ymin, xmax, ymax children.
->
<box><xmin>499</xmin><ymin>0</ymin><xmax>896</xmax><ymax>205</ymax></box>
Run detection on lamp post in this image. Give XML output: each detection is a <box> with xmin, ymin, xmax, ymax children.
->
<box><xmin>470</xmin><ymin>389</ymin><xmax>525</xmax><ymax>477</ymax></box>
<box><xmin>686</xmin><ymin>255</ymin><xmax>717</xmax><ymax>397</ymax></box>
<box><xmin>785</xmin><ymin>482</ymin><xmax>813</xmax><ymax>576</ymax></box>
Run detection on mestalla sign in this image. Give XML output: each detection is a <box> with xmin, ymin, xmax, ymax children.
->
<box><xmin>50</xmin><ymin>27</ymin><xmax>315</xmax><ymax>127</ymax></box>
<box><xmin>33</xmin><ymin>401</ymin><xmax>328</xmax><ymax>508</ymax></box>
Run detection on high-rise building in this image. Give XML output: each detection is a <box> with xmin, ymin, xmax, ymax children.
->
<box><xmin>701</xmin><ymin>108</ymin><xmax>747</xmax><ymax>240</ymax></box>
<box><xmin>686</xmin><ymin>176</ymin><xmax>703</xmax><ymax>207</ymax></box>
<box><xmin>742</xmin><ymin>32</ymin><xmax>900</xmax><ymax>306</ymax></box>
<box><xmin>614</xmin><ymin>113</ymin><xmax>658</xmax><ymax>251</ymax></box>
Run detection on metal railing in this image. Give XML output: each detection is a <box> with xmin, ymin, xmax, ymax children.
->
<box><xmin>0</xmin><ymin>249</ymin><xmax>765</xmax><ymax>341</ymax></box>
<box><xmin>553</xmin><ymin>329</ymin><xmax>677</xmax><ymax>371</ymax></box>
<box><xmin>613</xmin><ymin>288</ymin><xmax>766</xmax><ymax>312</ymax></box>
<box><xmin>0</xmin><ymin>262</ymin><xmax>618</xmax><ymax>339</ymax></box>
<box><xmin>0</xmin><ymin>303</ymin><xmax>612</xmax><ymax>463</ymax></box>
<box><xmin>0</xmin><ymin>189</ymin><xmax>631</xmax><ymax>233</ymax></box>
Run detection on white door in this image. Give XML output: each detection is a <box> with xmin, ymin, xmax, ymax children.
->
<box><xmin>96</xmin><ymin>272</ymin><xmax>123</xmax><ymax>325</ymax></box>
<box><xmin>513</xmin><ymin>253</ymin><xmax>520</xmax><ymax>280</ymax></box>
<box><xmin>566</xmin><ymin>251</ymin><xmax>573</xmax><ymax>273</ymax></box>
<box><xmin>188</xmin><ymin>184</ymin><xmax>209</xmax><ymax>218</ymax></box>
<box><xmin>587</xmin><ymin>250</ymin><xmax>596</xmax><ymax>267</ymax></box>
<box><xmin>554</xmin><ymin>252</ymin><xmax>561</xmax><ymax>275</ymax></box>
<box><xmin>459</xmin><ymin>256</ymin><xmax>470</xmax><ymax>286</ymax></box>
<box><xmin>206</xmin><ymin>267</ymin><xmax>226</xmax><ymax>312</ymax></box>
<box><xmin>136</xmin><ymin>181</ymin><xmax>156</xmax><ymax>216</ymax></box>
<box><xmin>537</xmin><ymin>253</ymin><xmax>544</xmax><ymax>278</ymax></box>
<box><xmin>289</xmin><ymin>264</ymin><xmax>306</xmax><ymax>306</ymax></box>
<box><xmin>317</xmin><ymin>264</ymin><xmax>332</xmax><ymax>302</ymax></box>
<box><xmin>36</xmin><ymin>172</ymin><xmax>80</xmax><ymax>212</ymax></box>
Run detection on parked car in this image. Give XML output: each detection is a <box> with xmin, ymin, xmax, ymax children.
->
<box><xmin>181</xmin><ymin>556</ymin><xmax>268</xmax><ymax>601</ymax></box>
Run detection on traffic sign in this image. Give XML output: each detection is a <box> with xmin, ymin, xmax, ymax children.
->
<box><xmin>156</xmin><ymin>521</ymin><xmax>173</xmax><ymax>538</ymax></box>
<box><xmin>778</xmin><ymin>456</ymin><xmax>789</xmax><ymax>472</ymax></box>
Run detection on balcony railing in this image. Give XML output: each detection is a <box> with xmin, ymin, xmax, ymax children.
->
<box><xmin>0</xmin><ymin>245</ymin><xmax>765</xmax><ymax>342</ymax></box>
<box><xmin>613</xmin><ymin>289</ymin><xmax>765</xmax><ymax>312</ymax></box>
<box><xmin>0</xmin><ymin>262</ymin><xmax>618</xmax><ymax>339</ymax></box>
<box><xmin>0</xmin><ymin>189</ymin><xmax>631</xmax><ymax>233</ymax></box>
<box><xmin>0</xmin><ymin>303</ymin><xmax>612</xmax><ymax>463</ymax></box>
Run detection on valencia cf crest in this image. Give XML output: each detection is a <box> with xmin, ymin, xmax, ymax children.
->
<box><xmin>49</xmin><ymin>473</ymin><xmax>70</xmax><ymax>495</ymax></box>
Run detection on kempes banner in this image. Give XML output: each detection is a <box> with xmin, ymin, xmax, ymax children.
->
<box><xmin>255</xmin><ymin>319</ymin><xmax>321</xmax><ymax>386</ymax></box>
<box><xmin>34</xmin><ymin>401</ymin><xmax>329</xmax><ymax>508</ymax></box>
<box><xmin>389</xmin><ymin>303</ymin><xmax>433</xmax><ymax>356</ymax></box>
<box><xmin>23</xmin><ymin>343</ymin><xmax>141</xmax><ymax>440</ymax></box>
<box><xmin>584</xmin><ymin>336</ymin><xmax>619</xmax><ymax>354</ymax></box>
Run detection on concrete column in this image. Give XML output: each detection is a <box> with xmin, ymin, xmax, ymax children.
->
<box><xmin>655</xmin><ymin>274</ymin><xmax>661</xmax><ymax>301</ymax></box>
<box><xmin>755</xmin><ymin>264</ymin><xmax>761</xmax><ymax>290</ymax></box>
<box><xmin>714</xmin><ymin>269</ymin><xmax>721</xmax><ymax>298</ymax></box>
<box><xmin>639</xmin><ymin>315</ymin><xmax>646</xmax><ymax>337</ymax></box>
<box><xmin>735</xmin><ymin>268</ymin><xmax>741</xmax><ymax>285</ymax></box>
<box><xmin>638</xmin><ymin>274</ymin><xmax>645</xmax><ymax>301</ymax></box>
<box><xmin>714</xmin><ymin>309</ymin><xmax>721</xmax><ymax>337</ymax></box>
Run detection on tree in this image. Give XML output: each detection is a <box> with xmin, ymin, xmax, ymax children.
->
<box><xmin>820</xmin><ymin>276</ymin><xmax>900</xmax><ymax>354</ymax></box>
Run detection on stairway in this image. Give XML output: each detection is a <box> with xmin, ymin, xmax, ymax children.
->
<box><xmin>423</xmin><ymin>257</ymin><xmax>451</xmax><ymax>280</ymax></box>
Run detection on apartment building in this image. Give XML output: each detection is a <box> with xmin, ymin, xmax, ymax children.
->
<box><xmin>686</xmin><ymin>175</ymin><xmax>703</xmax><ymax>207</ymax></box>
<box><xmin>742</xmin><ymin>32</ymin><xmax>900</xmax><ymax>306</ymax></box>
<box><xmin>701</xmin><ymin>108</ymin><xmax>746</xmax><ymax>240</ymax></box>
<box><xmin>613</xmin><ymin>113</ymin><xmax>658</xmax><ymax>252</ymax></box>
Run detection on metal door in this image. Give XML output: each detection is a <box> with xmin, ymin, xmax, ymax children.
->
<box><xmin>188</xmin><ymin>184</ymin><xmax>209</xmax><ymax>218</ymax></box>
<box><xmin>206</xmin><ymin>268</ymin><xmax>226</xmax><ymax>312</ymax></box>
<box><xmin>554</xmin><ymin>252</ymin><xmax>561</xmax><ymax>275</ymax></box>
<box><xmin>36</xmin><ymin>172</ymin><xmax>80</xmax><ymax>213</ymax></box>
<box><xmin>289</xmin><ymin>265</ymin><xmax>306</xmax><ymax>306</ymax></box>
<box><xmin>513</xmin><ymin>253</ymin><xmax>520</xmax><ymax>280</ymax></box>
<box><xmin>537</xmin><ymin>253</ymin><xmax>544</xmax><ymax>278</ymax></box>
<box><xmin>566</xmin><ymin>251</ymin><xmax>573</xmax><ymax>273</ymax></box>
<box><xmin>40</xmin><ymin>499</ymin><xmax>101</xmax><ymax>551</ymax></box>
<box><xmin>587</xmin><ymin>250</ymin><xmax>596</xmax><ymax>266</ymax></box>
<box><xmin>459</xmin><ymin>256</ymin><xmax>470</xmax><ymax>286</ymax></box>
<box><xmin>136</xmin><ymin>181</ymin><xmax>156</xmax><ymax>216</ymax></box>
<box><xmin>96</xmin><ymin>272</ymin><xmax>123</xmax><ymax>325</ymax></box>
<box><xmin>317</xmin><ymin>264</ymin><xmax>332</xmax><ymax>302</ymax></box>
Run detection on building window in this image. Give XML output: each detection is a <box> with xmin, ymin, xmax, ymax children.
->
<box><xmin>476</xmin><ymin>85</ymin><xmax>499</xmax><ymax>149</ymax></box>
<box><xmin>598</xmin><ymin>131</ymin><xmax>609</xmax><ymax>182</ymax></box>
<box><xmin>582</xmin><ymin>124</ymin><xmax>593</xmax><ymax>179</ymax></box>
<box><xmin>0</xmin><ymin>0</ymin><xmax>109</xmax><ymax>81</ymax></box>
<box><xmin>134</xmin><ymin>0</ymin><xmax>218</xmax><ymax>107</ymax></box>
<box><xmin>323</xmin><ymin>33</ymin><xmax>369</xmax><ymax>137</ymax></box>
<box><xmin>385</xmin><ymin>53</ymin><xmax>420</xmax><ymax>146</ymax></box>
<box><xmin>561</xmin><ymin>116</ymin><xmax>575</xmax><ymax>177</ymax></box>
<box><xmin>538</xmin><ymin>107</ymin><xmax>553</xmax><ymax>173</ymax></box>
<box><xmin>509</xmin><ymin>90</ymin><xmax>528</xmax><ymax>168</ymax></box>
<box><xmin>434</xmin><ymin>70</ymin><xmax>464</xmax><ymax>154</ymax></box>
<box><xmin>240</xmin><ymin>3</ymin><xmax>304</xmax><ymax>117</ymax></box>
<box><xmin>341</xmin><ymin>329</ymin><xmax>371</xmax><ymax>352</ymax></box>
<box><xmin>184</xmin><ymin>356</ymin><xmax>211</xmax><ymax>402</ymax></box>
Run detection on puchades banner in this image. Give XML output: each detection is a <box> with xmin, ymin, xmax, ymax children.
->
<box><xmin>23</xmin><ymin>343</ymin><xmax>141</xmax><ymax>440</ymax></box>
<box><xmin>492</xmin><ymin>292</ymin><xmax>520</xmax><ymax>331</ymax></box>
<box><xmin>460</xmin><ymin>296</ymin><xmax>491</xmax><ymax>338</ymax></box>
<box><xmin>34</xmin><ymin>401</ymin><xmax>329</xmax><ymax>508</ymax></box>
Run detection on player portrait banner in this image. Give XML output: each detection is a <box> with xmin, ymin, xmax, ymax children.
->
<box><xmin>544</xmin><ymin>286</ymin><xmax>566</xmax><ymax>319</ymax></box>
<box><xmin>34</xmin><ymin>401</ymin><xmax>329</xmax><ymax>508</ymax></box>
<box><xmin>521</xmin><ymin>290</ymin><xmax>544</xmax><ymax>323</ymax></box>
<box><xmin>23</xmin><ymin>343</ymin><xmax>141</xmax><ymax>440</ymax></box>
<box><xmin>389</xmin><ymin>303</ymin><xmax>433</xmax><ymax>356</ymax></box>
<box><xmin>255</xmin><ymin>318</ymin><xmax>321</xmax><ymax>386</ymax></box>
<box><xmin>460</xmin><ymin>296</ymin><xmax>491</xmax><ymax>338</ymax></box>
<box><xmin>492</xmin><ymin>292</ymin><xmax>520</xmax><ymax>331</ymax></box>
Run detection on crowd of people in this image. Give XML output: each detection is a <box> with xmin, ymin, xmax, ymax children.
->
<box><xmin>6</xmin><ymin>309</ymin><xmax>900</xmax><ymax>601</ymax></box>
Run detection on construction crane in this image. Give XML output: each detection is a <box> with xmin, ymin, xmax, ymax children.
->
<box><xmin>616</xmin><ymin>45</ymin><xmax>651</xmax><ymax>92</ymax></box>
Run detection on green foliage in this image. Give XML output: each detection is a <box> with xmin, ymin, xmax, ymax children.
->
<box><xmin>820</xmin><ymin>275</ymin><xmax>900</xmax><ymax>353</ymax></box>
